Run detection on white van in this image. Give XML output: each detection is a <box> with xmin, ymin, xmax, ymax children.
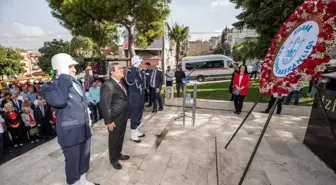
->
<box><xmin>181</xmin><ymin>55</ymin><xmax>235</xmax><ymax>82</ymax></box>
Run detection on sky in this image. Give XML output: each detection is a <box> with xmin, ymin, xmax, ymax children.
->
<box><xmin>0</xmin><ymin>0</ymin><xmax>241</xmax><ymax>51</ymax></box>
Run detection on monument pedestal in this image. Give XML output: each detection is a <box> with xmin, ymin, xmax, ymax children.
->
<box><xmin>303</xmin><ymin>72</ymin><xmax>336</xmax><ymax>173</ymax></box>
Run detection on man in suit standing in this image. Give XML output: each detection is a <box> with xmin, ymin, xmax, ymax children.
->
<box><xmin>144</xmin><ymin>62</ymin><xmax>152</xmax><ymax>106</ymax></box>
<box><xmin>150</xmin><ymin>65</ymin><xmax>163</xmax><ymax>113</ymax></box>
<box><xmin>126</xmin><ymin>56</ymin><xmax>146</xmax><ymax>143</ymax></box>
<box><xmin>100</xmin><ymin>62</ymin><xmax>130</xmax><ymax>170</ymax></box>
<box><xmin>11</xmin><ymin>94</ymin><xmax>22</xmax><ymax>113</ymax></box>
<box><xmin>41</xmin><ymin>53</ymin><xmax>99</xmax><ymax>185</ymax></box>
<box><xmin>34</xmin><ymin>99</ymin><xmax>52</xmax><ymax>140</ymax></box>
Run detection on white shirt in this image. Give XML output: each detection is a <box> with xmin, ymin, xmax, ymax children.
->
<box><xmin>112</xmin><ymin>77</ymin><xmax>127</xmax><ymax>96</ymax></box>
<box><xmin>166</xmin><ymin>70</ymin><xmax>174</xmax><ymax>81</ymax></box>
<box><xmin>0</xmin><ymin>116</ymin><xmax>4</xmax><ymax>133</ymax></box>
<box><xmin>239</xmin><ymin>75</ymin><xmax>243</xmax><ymax>86</ymax></box>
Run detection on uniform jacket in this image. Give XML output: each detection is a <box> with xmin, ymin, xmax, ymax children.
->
<box><xmin>100</xmin><ymin>78</ymin><xmax>129</xmax><ymax>126</ymax></box>
<box><xmin>40</xmin><ymin>74</ymin><xmax>92</xmax><ymax>148</ymax></box>
<box><xmin>126</xmin><ymin>67</ymin><xmax>146</xmax><ymax>106</ymax></box>
<box><xmin>145</xmin><ymin>69</ymin><xmax>152</xmax><ymax>89</ymax></box>
<box><xmin>232</xmin><ymin>73</ymin><xmax>250</xmax><ymax>96</ymax></box>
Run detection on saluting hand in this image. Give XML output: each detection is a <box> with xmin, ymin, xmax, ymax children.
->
<box><xmin>107</xmin><ymin>122</ymin><xmax>116</xmax><ymax>131</ymax></box>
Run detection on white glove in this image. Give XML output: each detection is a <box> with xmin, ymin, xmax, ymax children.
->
<box><xmin>131</xmin><ymin>56</ymin><xmax>142</xmax><ymax>68</ymax></box>
<box><xmin>133</xmin><ymin>61</ymin><xmax>141</xmax><ymax>68</ymax></box>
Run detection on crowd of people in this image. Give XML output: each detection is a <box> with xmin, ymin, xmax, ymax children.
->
<box><xmin>0</xmin><ymin>81</ymin><xmax>57</xmax><ymax>157</ymax></box>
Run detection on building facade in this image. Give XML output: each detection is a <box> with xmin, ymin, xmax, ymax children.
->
<box><xmin>227</xmin><ymin>28</ymin><xmax>258</xmax><ymax>49</ymax></box>
<box><xmin>209</xmin><ymin>36</ymin><xmax>221</xmax><ymax>50</ymax></box>
<box><xmin>17</xmin><ymin>49</ymin><xmax>43</xmax><ymax>77</ymax></box>
<box><xmin>188</xmin><ymin>40</ymin><xmax>211</xmax><ymax>56</ymax></box>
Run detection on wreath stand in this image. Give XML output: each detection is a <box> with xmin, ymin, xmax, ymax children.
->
<box><xmin>225</xmin><ymin>82</ymin><xmax>336</xmax><ymax>185</ymax></box>
<box><xmin>174</xmin><ymin>80</ymin><xmax>198</xmax><ymax>126</ymax></box>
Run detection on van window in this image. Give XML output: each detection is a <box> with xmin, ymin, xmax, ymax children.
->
<box><xmin>207</xmin><ymin>60</ymin><xmax>224</xmax><ymax>68</ymax></box>
<box><xmin>227</xmin><ymin>61</ymin><xmax>234</xmax><ymax>68</ymax></box>
<box><xmin>185</xmin><ymin>60</ymin><xmax>224</xmax><ymax>70</ymax></box>
<box><xmin>185</xmin><ymin>62</ymin><xmax>207</xmax><ymax>70</ymax></box>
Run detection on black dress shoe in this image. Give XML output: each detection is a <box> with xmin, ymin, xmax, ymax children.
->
<box><xmin>118</xmin><ymin>155</ymin><xmax>130</xmax><ymax>160</ymax></box>
<box><xmin>158</xmin><ymin>107</ymin><xmax>163</xmax><ymax>111</ymax></box>
<box><xmin>146</xmin><ymin>104</ymin><xmax>152</xmax><ymax>107</ymax></box>
<box><xmin>131</xmin><ymin>138</ymin><xmax>141</xmax><ymax>143</ymax></box>
<box><xmin>111</xmin><ymin>161</ymin><xmax>122</xmax><ymax>170</ymax></box>
<box><xmin>152</xmin><ymin>109</ymin><xmax>157</xmax><ymax>113</ymax></box>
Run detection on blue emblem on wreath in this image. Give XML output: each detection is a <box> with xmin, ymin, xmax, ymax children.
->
<box><xmin>281</xmin><ymin>37</ymin><xmax>305</xmax><ymax>65</ymax></box>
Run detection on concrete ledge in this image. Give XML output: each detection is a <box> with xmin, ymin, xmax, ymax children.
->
<box><xmin>165</xmin><ymin>98</ymin><xmax>312</xmax><ymax>117</ymax></box>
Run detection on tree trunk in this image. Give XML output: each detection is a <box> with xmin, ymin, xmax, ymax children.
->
<box><xmin>175</xmin><ymin>42</ymin><xmax>180</xmax><ymax>67</ymax></box>
<box><xmin>127</xmin><ymin>25</ymin><xmax>136</xmax><ymax>59</ymax></box>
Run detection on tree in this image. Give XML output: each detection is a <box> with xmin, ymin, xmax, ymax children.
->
<box><xmin>38</xmin><ymin>39</ymin><xmax>71</xmax><ymax>73</ymax></box>
<box><xmin>38</xmin><ymin>37</ymin><xmax>95</xmax><ymax>74</ymax></box>
<box><xmin>213</xmin><ymin>27</ymin><xmax>231</xmax><ymax>56</ymax></box>
<box><xmin>168</xmin><ymin>23</ymin><xmax>189</xmax><ymax>67</ymax></box>
<box><xmin>48</xmin><ymin>0</ymin><xmax>170</xmax><ymax>58</ymax></box>
<box><xmin>0</xmin><ymin>46</ymin><xmax>25</xmax><ymax>77</ymax></box>
<box><xmin>231</xmin><ymin>38</ymin><xmax>262</xmax><ymax>61</ymax></box>
<box><xmin>229</xmin><ymin>0</ymin><xmax>304</xmax><ymax>57</ymax></box>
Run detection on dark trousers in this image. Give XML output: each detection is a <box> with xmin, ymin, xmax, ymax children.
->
<box><xmin>130</xmin><ymin>105</ymin><xmax>144</xmax><ymax>129</ymax></box>
<box><xmin>108</xmin><ymin>119</ymin><xmax>127</xmax><ymax>163</ymax></box>
<box><xmin>233</xmin><ymin>95</ymin><xmax>245</xmax><ymax>112</ymax></box>
<box><xmin>89</xmin><ymin>102</ymin><xmax>102</xmax><ymax>122</ymax></box>
<box><xmin>308</xmin><ymin>80</ymin><xmax>313</xmax><ymax>93</ymax></box>
<box><xmin>8</xmin><ymin>127</ymin><xmax>25</xmax><ymax>145</ymax></box>
<box><xmin>39</xmin><ymin>120</ymin><xmax>52</xmax><ymax>139</ymax></box>
<box><xmin>166</xmin><ymin>81</ymin><xmax>173</xmax><ymax>86</ymax></box>
<box><xmin>176</xmin><ymin>83</ymin><xmax>184</xmax><ymax>97</ymax></box>
<box><xmin>266</xmin><ymin>96</ymin><xmax>283</xmax><ymax>114</ymax></box>
<box><xmin>145</xmin><ymin>89</ymin><xmax>152</xmax><ymax>105</ymax></box>
<box><xmin>150</xmin><ymin>87</ymin><xmax>163</xmax><ymax>109</ymax></box>
<box><xmin>285</xmin><ymin>91</ymin><xmax>299</xmax><ymax>105</ymax></box>
<box><xmin>250</xmin><ymin>71</ymin><xmax>258</xmax><ymax>79</ymax></box>
<box><xmin>0</xmin><ymin>133</ymin><xmax>3</xmax><ymax>155</ymax></box>
<box><xmin>62</xmin><ymin>138</ymin><xmax>91</xmax><ymax>184</ymax></box>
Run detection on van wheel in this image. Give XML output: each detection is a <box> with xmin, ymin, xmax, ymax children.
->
<box><xmin>196</xmin><ymin>75</ymin><xmax>205</xmax><ymax>82</ymax></box>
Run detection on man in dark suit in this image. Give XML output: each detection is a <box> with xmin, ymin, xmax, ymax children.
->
<box><xmin>100</xmin><ymin>62</ymin><xmax>130</xmax><ymax>170</ymax></box>
<box><xmin>144</xmin><ymin>62</ymin><xmax>153</xmax><ymax>106</ymax></box>
<box><xmin>149</xmin><ymin>65</ymin><xmax>163</xmax><ymax>113</ymax></box>
<box><xmin>34</xmin><ymin>99</ymin><xmax>52</xmax><ymax>140</ymax></box>
<box><xmin>11</xmin><ymin>94</ymin><xmax>22</xmax><ymax>113</ymax></box>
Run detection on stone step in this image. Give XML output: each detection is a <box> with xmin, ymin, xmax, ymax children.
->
<box><xmin>165</xmin><ymin>98</ymin><xmax>312</xmax><ymax>117</ymax></box>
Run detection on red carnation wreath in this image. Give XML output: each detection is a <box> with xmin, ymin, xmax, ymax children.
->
<box><xmin>259</xmin><ymin>0</ymin><xmax>336</xmax><ymax>97</ymax></box>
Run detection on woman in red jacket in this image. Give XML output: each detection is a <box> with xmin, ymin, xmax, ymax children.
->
<box><xmin>232</xmin><ymin>65</ymin><xmax>250</xmax><ymax>115</ymax></box>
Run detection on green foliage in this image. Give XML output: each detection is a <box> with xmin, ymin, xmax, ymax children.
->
<box><xmin>47</xmin><ymin>0</ymin><xmax>170</xmax><ymax>57</ymax></box>
<box><xmin>48</xmin><ymin>0</ymin><xmax>119</xmax><ymax>50</ymax></box>
<box><xmin>231</xmin><ymin>38</ymin><xmax>262</xmax><ymax>61</ymax></box>
<box><xmin>168</xmin><ymin>23</ymin><xmax>189</xmax><ymax>67</ymax></box>
<box><xmin>0</xmin><ymin>45</ymin><xmax>25</xmax><ymax>77</ymax></box>
<box><xmin>38</xmin><ymin>37</ymin><xmax>96</xmax><ymax>74</ymax></box>
<box><xmin>38</xmin><ymin>39</ymin><xmax>71</xmax><ymax>73</ymax></box>
<box><xmin>229</xmin><ymin>0</ymin><xmax>304</xmax><ymax>57</ymax></box>
<box><xmin>213</xmin><ymin>28</ymin><xmax>231</xmax><ymax>56</ymax></box>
